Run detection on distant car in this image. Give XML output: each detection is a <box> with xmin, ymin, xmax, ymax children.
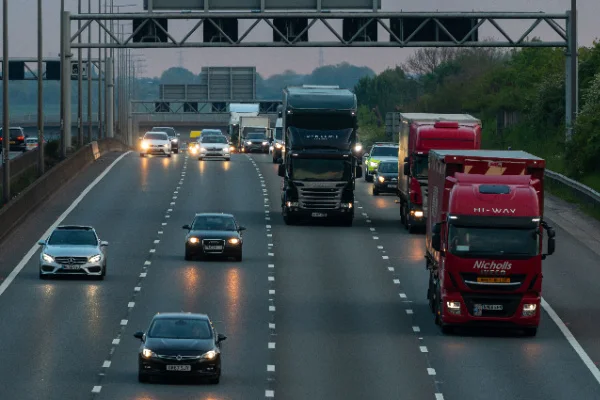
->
<box><xmin>140</xmin><ymin>132</ymin><xmax>172</xmax><ymax>157</ymax></box>
<box><xmin>0</xmin><ymin>127</ymin><xmax>27</xmax><ymax>152</ymax></box>
<box><xmin>364</xmin><ymin>142</ymin><xmax>399</xmax><ymax>182</ymax></box>
<box><xmin>373</xmin><ymin>160</ymin><xmax>398</xmax><ymax>195</ymax></box>
<box><xmin>182</xmin><ymin>213</ymin><xmax>245</xmax><ymax>261</ymax></box>
<box><xmin>25</xmin><ymin>137</ymin><xmax>39</xmax><ymax>151</ymax></box>
<box><xmin>38</xmin><ymin>225</ymin><xmax>108</xmax><ymax>279</ymax></box>
<box><xmin>200</xmin><ymin>129</ymin><xmax>224</xmax><ymax>137</ymax></box>
<box><xmin>151</xmin><ymin>126</ymin><xmax>180</xmax><ymax>153</ymax></box>
<box><xmin>198</xmin><ymin>135</ymin><xmax>231</xmax><ymax>161</ymax></box>
<box><xmin>242</xmin><ymin>130</ymin><xmax>269</xmax><ymax>153</ymax></box>
<box><xmin>134</xmin><ymin>312</ymin><xmax>227</xmax><ymax>384</ymax></box>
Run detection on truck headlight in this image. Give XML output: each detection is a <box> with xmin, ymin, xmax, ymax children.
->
<box><xmin>446</xmin><ymin>301</ymin><xmax>461</xmax><ymax>315</ymax></box>
<box><xmin>88</xmin><ymin>254</ymin><xmax>102</xmax><ymax>263</ymax></box>
<box><xmin>171</xmin><ymin>138</ymin><xmax>178</xmax><ymax>143</ymax></box>
<box><xmin>42</xmin><ymin>253</ymin><xmax>54</xmax><ymax>263</ymax></box>
<box><xmin>354</xmin><ymin>144</ymin><xmax>362</xmax><ymax>153</ymax></box>
<box><xmin>413</xmin><ymin>210</ymin><xmax>424</xmax><ymax>218</ymax></box>
<box><xmin>262</xmin><ymin>141</ymin><xmax>268</xmax><ymax>145</ymax></box>
<box><xmin>341</xmin><ymin>203</ymin><xmax>353</xmax><ymax>208</ymax></box>
<box><xmin>522</xmin><ymin>303</ymin><xmax>537</xmax><ymax>317</ymax></box>
<box><xmin>275</xmin><ymin>143</ymin><xmax>282</xmax><ymax>149</ymax></box>
<box><xmin>286</xmin><ymin>201</ymin><xmax>299</xmax><ymax>208</ymax></box>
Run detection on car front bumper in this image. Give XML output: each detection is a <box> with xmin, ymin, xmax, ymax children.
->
<box><xmin>141</xmin><ymin>147</ymin><xmax>170</xmax><ymax>155</ymax></box>
<box><xmin>139</xmin><ymin>356</ymin><xmax>220</xmax><ymax>378</ymax></box>
<box><xmin>199</xmin><ymin>149</ymin><xmax>230</xmax><ymax>158</ymax></box>
<box><xmin>39</xmin><ymin>259</ymin><xmax>105</xmax><ymax>276</ymax></box>
<box><xmin>373</xmin><ymin>180</ymin><xmax>398</xmax><ymax>193</ymax></box>
<box><xmin>186</xmin><ymin>241</ymin><xmax>241</xmax><ymax>257</ymax></box>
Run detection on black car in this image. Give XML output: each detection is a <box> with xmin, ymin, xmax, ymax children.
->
<box><xmin>0</xmin><ymin>127</ymin><xmax>27</xmax><ymax>152</ymax></box>
<box><xmin>134</xmin><ymin>312</ymin><xmax>227</xmax><ymax>384</ymax></box>
<box><xmin>151</xmin><ymin>127</ymin><xmax>180</xmax><ymax>153</ymax></box>
<box><xmin>373</xmin><ymin>160</ymin><xmax>399</xmax><ymax>195</ymax></box>
<box><xmin>183</xmin><ymin>213</ymin><xmax>245</xmax><ymax>261</ymax></box>
<box><xmin>242</xmin><ymin>130</ymin><xmax>269</xmax><ymax>153</ymax></box>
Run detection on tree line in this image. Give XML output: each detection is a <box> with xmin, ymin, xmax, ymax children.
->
<box><xmin>354</xmin><ymin>40</ymin><xmax>600</xmax><ymax>185</ymax></box>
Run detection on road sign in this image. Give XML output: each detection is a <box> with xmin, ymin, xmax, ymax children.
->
<box><xmin>71</xmin><ymin>61</ymin><xmax>87</xmax><ymax>79</ymax></box>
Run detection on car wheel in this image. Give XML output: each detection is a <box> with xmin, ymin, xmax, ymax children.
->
<box><xmin>140</xmin><ymin>153</ymin><xmax>145</xmax><ymax>157</ymax></box>
<box><xmin>138</xmin><ymin>371</ymin><xmax>149</xmax><ymax>383</ymax></box>
<box><xmin>234</xmin><ymin>250</ymin><xmax>242</xmax><ymax>262</ymax></box>
<box><xmin>208</xmin><ymin>375</ymin><xmax>220</xmax><ymax>384</ymax></box>
<box><xmin>523</xmin><ymin>327</ymin><xmax>538</xmax><ymax>337</ymax></box>
<box><xmin>185</xmin><ymin>250</ymin><xmax>193</xmax><ymax>261</ymax></box>
<box><xmin>39</xmin><ymin>271</ymin><xmax>47</xmax><ymax>280</ymax></box>
<box><xmin>198</xmin><ymin>157</ymin><xmax>203</xmax><ymax>161</ymax></box>
<box><xmin>167</xmin><ymin>153</ymin><xmax>172</xmax><ymax>158</ymax></box>
<box><xmin>225</xmin><ymin>157</ymin><xmax>231</xmax><ymax>161</ymax></box>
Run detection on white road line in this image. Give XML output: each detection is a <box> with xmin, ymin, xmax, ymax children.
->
<box><xmin>269</xmin><ymin>289</ymin><xmax>275</xmax><ymax>295</ymax></box>
<box><xmin>393</xmin><ymin>279</ymin><xmax>400</xmax><ymax>284</ymax></box>
<box><xmin>266</xmin><ymin>225</ymin><xmax>272</xmax><ymax>228</ymax></box>
<box><xmin>399</xmin><ymin>293</ymin><xmax>407</xmax><ymax>299</ymax></box>
<box><xmin>427</xmin><ymin>368</ymin><xmax>436</xmax><ymax>375</ymax></box>
<box><xmin>268</xmin><ymin>276</ymin><xmax>275</xmax><ymax>281</ymax></box>
<box><xmin>412</xmin><ymin>326</ymin><xmax>420</xmax><ymax>332</ymax></box>
<box><xmin>268</xmin><ymin>253</ymin><xmax>274</xmax><ymax>256</ymax></box>
<box><xmin>377</xmin><ymin>245</ymin><xmax>384</xmax><ymax>249</ymax></box>
<box><xmin>542</xmin><ymin>298</ymin><xmax>600</xmax><ymax>384</ymax></box>
<box><xmin>269</xmin><ymin>306</ymin><xmax>276</xmax><ymax>311</ymax></box>
<box><xmin>267</xmin><ymin>234</ymin><xmax>272</xmax><ymax>237</ymax></box>
<box><xmin>370</xmin><ymin>227</ymin><xmax>376</xmax><ymax>231</ymax></box>
<box><xmin>406</xmin><ymin>309</ymin><xmax>413</xmax><ymax>314</ymax></box>
<box><xmin>165</xmin><ymin>215</ymin><xmax>170</xmax><ymax>218</ymax></box>
<box><xmin>435</xmin><ymin>394</ymin><xmax>445</xmax><ymax>400</ymax></box>
<box><xmin>268</xmin><ymin>342</ymin><xmax>276</xmax><ymax>349</ymax></box>
<box><xmin>158</xmin><ymin>231</ymin><xmax>163</xmax><ymax>235</ymax></box>
<box><xmin>420</xmin><ymin>346</ymin><xmax>428</xmax><ymax>353</ymax></box>
<box><xmin>102</xmin><ymin>361</ymin><xmax>111</xmax><ymax>368</ymax></box>
<box><xmin>149</xmin><ymin>249</ymin><xmax>156</xmax><ymax>253</ymax></box>
<box><xmin>128</xmin><ymin>302</ymin><xmax>135</xmax><ymax>308</ymax></box>
<box><xmin>268</xmin><ymin>264</ymin><xmax>275</xmax><ymax>268</ymax></box>
<box><xmin>134</xmin><ymin>287</ymin><xmax>141</xmax><ymax>292</ymax></box>
<box><xmin>154</xmin><ymin>240</ymin><xmax>160</xmax><ymax>244</ymax></box>
<box><xmin>162</xmin><ymin>222</ymin><xmax>167</xmax><ymax>226</ymax></box>
<box><xmin>265</xmin><ymin>217</ymin><xmax>270</xmax><ymax>220</ymax></box>
<box><xmin>91</xmin><ymin>386</ymin><xmax>102</xmax><ymax>393</ymax></box>
<box><xmin>140</xmin><ymin>272</ymin><xmax>147</xmax><ymax>277</ymax></box>
<box><xmin>384</xmin><ymin>256</ymin><xmax>390</xmax><ymax>260</ymax></box>
<box><xmin>144</xmin><ymin>261</ymin><xmax>151</xmax><ymax>265</ymax></box>
<box><xmin>362</xmin><ymin>213</ymin><xmax>368</xmax><ymax>216</ymax></box>
<box><xmin>373</xmin><ymin>236</ymin><xmax>379</xmax><ymax>240</ymax></box>
<box><xmin>0</xmin><ymin>151</ymin><xmax>131</xmax><ymax>298</ymax></box>
<box><xmin>120</xmin><ymin>320</ymin><xmax>128</xmax><ymax>326</ymax></box>
<box><xmin>112</xmin><ymin>338</ymin><xmax>120</xmax><ymax>345</ymax></box>
<box><xmin>269</xmin><ymin>323</ymin><xmax>276</xmax><ymax>329</ymax></box>
<box><xmin>366</xmin><ymin>219</ymin><xmax>371</xmax><ymax>223</ymax></box>
<box><xmin>167</xmin><ymin>208</ymin><xmax>172</xmax><ymax>212</ymax></box>
<box><xmin>268</xmin><ymin>243</ymin><xmax>273</xmax><ymax>247</ymax></box>
<box><xmin>267</xmin><ymin>365</ymin><xmax>275</xmax><ymax>372</ymax></box>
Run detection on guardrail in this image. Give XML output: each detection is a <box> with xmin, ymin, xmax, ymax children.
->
<box><xmin>0</xmin><ymin>113</ymin><xmax>101</xmax><ymax>124</ymax></box>
<box><xmin>545</xmin><ymin>170</ymin><xmax>600</xmax><ymax>209</ymax></box>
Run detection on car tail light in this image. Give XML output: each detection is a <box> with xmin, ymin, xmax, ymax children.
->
<box><xmin>17</xmin><ymin>136</ymin><xmax>24</xmax><ymax>140</ymax></box>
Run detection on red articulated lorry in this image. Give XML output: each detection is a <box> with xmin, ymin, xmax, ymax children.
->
<box><xmin>425</xmin><ymin>149</ymin><xmax>556</xmax><ymax>336</ymax></box>
<box><xmin>397</xmin><ymin>113</ymin><xmax>482</xmax><ymax>233</ymax></box>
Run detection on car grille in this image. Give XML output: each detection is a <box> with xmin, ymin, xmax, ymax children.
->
<box><xmin>54</xmin><ymin>256</ymin><xmax>89</xmax><ymax>265</ymax></box>
<box><xmin>157</xmin><ymin>354</ymin><xmax>201</xmax><ymax>361</ymax></box>
<box><xmin>298</xmin><ymin>185</ymin><xmax>344</xmax><ymax>210</ymax></box>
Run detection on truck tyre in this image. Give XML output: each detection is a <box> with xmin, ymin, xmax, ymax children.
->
<box><xmin>441</xmin><ymin>325</ymin><xmax>454</xmax><ymax>335</ymax></box>
<box><xmin>283</xmin><ymin>213</ymin><xmax>295</xmax><ymax>225</ymax></box>
<box><xmin>340</xmin><ymin>215</ymin><xmax>353</xmax><ymax>227</ymax></box>
<box><xmin>523</xmin><ymin>328</ymin><xmax>538</xmax><ymax>337</ymax></box>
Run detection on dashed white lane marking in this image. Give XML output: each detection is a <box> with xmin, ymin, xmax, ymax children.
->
<box><xmin>399</xmin><ymin>293</ymin><xmax>407</xmax><ymax>299</ymax></box>
<box><xmin>144</xmin><ymin>261</ymin><xmax>151</xmax><ymax>266</ymax></box>
<box><xmin>269</xmin><ymin>289</ymin><xmax>275</xmax><ymax>295</ymax></box>
<box><xmin>112</xmin><ymin>338</ymin><xmax>120</xmax><ymax>345</ymax></box>
<box><xmin>134</xmin><ymin>287</ymin><xmax>141</xmax><ymax>292</ymax></box>
<box><xmin>102</xmin><ymin>361</ymin><xmax>111</xmax><ymax>368</ymax></box>
<box><xmin>128</xmin><ymin>302</ymin><xmax>135</xmax><ymax>308</ymax></box>
<box><xmin>170</xmin><ymin>202</ymin><xmax>175</xmax><ymax>205</ymax></box>
<box><xmin>268</xmin><ymin>264</ymin><xmax>275</xmax><ymax>268</ymax></box>
<box><xmin>149</xmin><ymin>249</ymin><xmax>156</xmax><ymax>253</ymax></box>
<box><xmin>373</xmin><ymin>236</ymin><xmax>379</xmax><ymax>240</ymax></box>
<box><xmin>269</xmin><ymin>323</ymin><xmax>276</xmax><ymax>329</ymax></box>
<box><xmin>162</xmin><ymin>222</ymin><xmax>167</xmax><ymax>226</ymax></box>
<box><xmin>412</xmin><ymin>326</ymin><xmax>420</xmax><ymax>333</ymax></box>
<box><xmin>165</xmin><ymin>215</ymin><xmax>171</xmax><ymax>219</ymax></box>
<box><xmin>91</xmin><ymin>386</ymin><xmax>102</xmax><ymax>393</ymax></box>
<box><xmin>167</xmin><ymin>208</ymin><xmax>173</xmax><ymax>212</ymax></box>
<box><xmin>366</xmin><ymin>219</ymin><xmax>371</xmax><ymax>223</ymax></box>
<box><xmin>406</xmin><ymin>309</ymin><xmax>413</xmax><ymax>314</ymax></box>
<box><xmin>393</xmin><ymin>279</ymin><xmax>400</xmax><ymax>284</ymax></box>
<box><xmin>370</xmin><ymin>227</ymin><xmax>376</xmax><ymax>231</ymax></box>
<box><xmin>267</xmin><ymin>234</ymin><xmax>272</xmax><ymax>237</ymax></box>
<box><xmin>387</xmin><ymin>266</ymin><xmax>394</xmax><ymax>271</ymax></box>
<box><xmin>268</xmin><ymin>253</ymin><xmax>275</xmax><ymax>256</ymax></box>
<box><xmin>265</xmin><ymin>217</ymin><xmax>271</xmax><ymax>220</ymax></box>
<box><xmin>158</xmin><ymin>231</ymin><xmax>163</xmax><ymax>235</ymax></box>
<box><xmin>266</xmin><ymin>225</ymin><xmax>272</xmax><ymax>228</ymax></box>
<box><xmin>435</xmin><ymin>394</ymin><xmax>445</xmax><ymax>400</ymax></box>
<box><xmin>154</xmin><ymin>240</ymin><xmax>160</xmax><ymax>244</ymax></box>
<box><xmin>267</xmin><ymin>365</ymin><xmax>275</xmax><ymax>372</ymax></box>
<box><xmin>362</xmin><ymin>213</ymin><xmax>368</xmax><ymax>216</ymax></box>
<box><xmin>427</xmin><ymin>368</ymin><xmax>436</xmax><ymax>375</ymax></box>
<box><xmin>383</xmin><ymin>256</ymin><xmax>390</xmax><ymax>260</ymax></box>
<box><xmin>420</xmin><ymin>346</ymin><xmax>428</xmax><ymax>353</ymax></box>
<box><xmin>268</xmin><ymin>276</ymin><xmax>275</xmax><ymax>281</ymax></box>
<box><xmin>269</xmin><ymin>306</ymin><xmax>276</xmax><ymax>311</ymax></box>
<box><xmin>268</xmin><ymin>342</ymin><xmax>276</xmax><ymax>349</ymax></box>
<box><xmin>377</xmin><ymin>245</ymin><xmax>383</xmax><ymax>249</ymax></box>
<box><xmin>120</xmin><ymin>320</ymin><xmax>128</xmax><ymax>326</ymax></box>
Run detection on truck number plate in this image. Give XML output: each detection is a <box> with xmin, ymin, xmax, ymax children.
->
<box><xmin>477</xmin><ymin>277</ymin><xmax>510</xmax><ymax>283</ymax></box>
<box><xmin>311</xmin><ymin>212</ymin><xmax>327</xmax><ymax>218</ymax></box>
<box><xmin>473</xmin><ymin>303</ymin><xmax>503</xmax><ymax>316</ymax></box>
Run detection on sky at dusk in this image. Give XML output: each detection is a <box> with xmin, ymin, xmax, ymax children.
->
<box><xmin>0</xmin><ymin>0</ymin><xmax>598</xmax><ymax>78</ymax></box>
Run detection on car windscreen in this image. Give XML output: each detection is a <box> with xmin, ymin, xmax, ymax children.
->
<box><xmin>192</xmin><ymin>216</ymin><xmax>237</xmax><ymax>231</ymax></box>
<box><xmin>201</xmin><ymin>136</ymin><xmax>227</xmax><ymax>144</ymax></box>
<box><xmin>48</xmin><ymin>230</ymin><xmax>98</xmax><ymax>246</ymax></box>
<box><xmin>378</xmin><ymin>162</ymin><xmax>398</xmax><ymax>173</ymax></box>
<box><xmin>291</xmin><ymin>158</ymin><xmax>351</xmax><ymax>181</ymax></box>
<box><xmin>247</xmin><ymin>132</ymin><xmax>266</xmax><ymax>140</ymax></box>
<box><xmin>148</xmin><ymin>318</ymin><xmax>212</xmax><ymax>339</ymax></box>
<box><xmin>448</xmin><ymin>225</ymin><xmax>539</xmax><ymax>258</ymax></box>
<box><xmin>371</xmin><ymin>146</ymin><xmax>398</xmax><ymax>157</ymax></box>
<box><xmin>202</xmin><ymin>130</ymin><xmax>222</xmax><ymax>136</ymax></box>
<box><xmin>144</xmin><ymin>133</ymin><xmax>168</xmax><ymax>141</ymax></box>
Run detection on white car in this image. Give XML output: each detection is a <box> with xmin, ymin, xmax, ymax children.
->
<box><xmin>140</xmin><ymin>132</ymin><xmax>172</xmax><ymax>157</ymax></box>
<box><xmin>198</xmin><ymin>135</ymin><xmax>231</xmax><ymax>161</ymax></box>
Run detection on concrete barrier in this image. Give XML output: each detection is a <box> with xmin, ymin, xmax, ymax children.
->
<box><xmin>0</xmin><ymin>146</ymin><xmax>43</xmax><ymax>182</ymax></box>
<box><xmin>0</xmin><ymin>138</ymin><xmax>130</xmax><ymax>242</ymax></box>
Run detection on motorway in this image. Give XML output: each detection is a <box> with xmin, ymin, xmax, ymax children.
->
<box><xmin>0</xmin><ymin>151</ymin><xmax>599</xmax><ymax>399</ymax></box>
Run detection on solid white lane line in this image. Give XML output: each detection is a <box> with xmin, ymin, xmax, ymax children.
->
<box><xmin>427</xmin><ymin>368</ymin><xmax>436</xmax><ymax>375</ymax></box>
<box><xmin>102</xmin><ymin>361</ymin><xmax>111</xmax><ymax>368</ymax></box>
<box><xmin>0</xmin><ymin>151</ymin><xmax>130</xmax><ymax>298</ymax></box>
<box><xmin>412</xmin><ymin>326</ymin><xmax>420</xmax><ymax>332</ymax></box>
<box><xmin>267</xmin><ymin>365</ymin><xmax>275</xmax><ymax>372</ymax></box>
<box><xmin>128</xmin><ymin>302</ymin><xmax>135</xmax><ymax>308</ymax></box>
<box><xmin>542</xmin><ymin>298</ymin><xmax>600</xmax><ymax>384</ymax></box>
<box><xmin>91</xmin><ymin>386</ymin><xmax>102</xmax><ymax>393</ymax></box>
<box><xmin>268</xmin><ymin>342</ymin><xmax>275</xmax><ymax>349</ymax></box>
<box><xmin>420</xmin><ymin>346</ymin><xmax>428</xmax><ymax>353</ymax></box>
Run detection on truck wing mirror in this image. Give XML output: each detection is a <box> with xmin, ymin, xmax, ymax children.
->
<box><xmin>278</xmin><ymin>164</ymin><xmax>285</xmax><ymax>177</ymax></box>
<box><xmin>355</xmin><ymin>166</ymin><xmax>363</xmax><ymax>179</ymax></box>
<box><xmin>403</xmin><ymin>162</ymin><xmax>410</xmax><ymax>176</ymax></box>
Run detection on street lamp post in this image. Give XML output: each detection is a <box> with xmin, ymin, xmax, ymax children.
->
<box><xmin>97</xmin><ymin>0</ymin><xmax>102</xmax><ymax>140</ymax></box>
<box><xmin>87</xmin><ymin>0</ymin><xmax>92</xmax><ymax>144</ymax></box>
<box><xmin>2</xmin><ymin>0</ymin><xmax>10</xmax><ymax>203</ymax></box>
<box><xmin>77</xmin><ymin>0</ymin><xmax>83</xmax><ymax>148</ymax></box>
<box><xmin>37</xmin><ymin>0</ymin><xmax>44</xmax><ymax>175</ymax></box>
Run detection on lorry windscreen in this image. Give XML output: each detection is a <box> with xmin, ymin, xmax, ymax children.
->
<box><xmin>291</xmin><ymin>158</ymin><xmax>351</xmax><ymax>181</ymax></box>
<box><xmin>448</xmin><ymin>225</ymin><xmax>539</xmax><ymax>258</ymax></box>
<box><xmin>413</xmin><ymin>155</ymin><xmax>428</xmax><ymax>178</ymax></box>
<box><xmin>247</xmin><ymin>132</ymin><xmax>266</xmax><ymax>139</ymax></box>
<box><xmin>288</xmin><ymin>113</ymin><xmax>355</xmax><ymax>130</ymax></box>
<box><xmin>275</xmin><ymin>127</ymin><xmax>283</xmax><ymax>140</ymax></box>
<box><xmin>244</xmin><ymin>128</ymin><xmax>266</xmax><ymax>137</ymax></box>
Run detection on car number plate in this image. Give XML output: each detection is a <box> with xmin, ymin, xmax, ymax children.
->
<box><xmin>10</xmin><ymin>141</ymin><xmax>15</xmax><ymax>144</ymax></box>
<box><xmin>311</xmin><ymin>212</ymin><xmax>327</xmax><ymax>218</ymax></box>
<box><xmin>166</xmin><ymin>365</ymin><xmax>191</xmax><ymax>371</ymax></box>
<box><xmin>387</xmin><ymin>184</ymin><xmax>397</xmax><ymax>188</ymax></box>
<box><xmin>204</xmin><ymin>245</ymin><xmax>223</xmax><ymax>250</ymax></box>
<box><xmin>62</xmin><ymin>265</ymin><xmax>81</xmax><ymax>270</ymax></box>
<box><xmin>477</xmin><ymin>277</ymin><xmax>510</xmax><ymax>283</ymax></box>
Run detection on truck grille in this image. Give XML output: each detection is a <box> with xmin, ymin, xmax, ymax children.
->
<box><xmin>462</xmin><ymin>294</ymin><xmax>522</xmax><ymax>318</ymax></box>
<box><xmin>54</xmin><ymin>256</ymin><xmax>89</xmax><ymax>265</ymax></box>
<box><xmin>298</xmin><ymin>185</ymin><xmax>344</xmax><ymax>210</ymax></box>
<box><xmin>460</xmin><ymin>273</ymin><xmax>527</xmax><ymax>292</ymax></box>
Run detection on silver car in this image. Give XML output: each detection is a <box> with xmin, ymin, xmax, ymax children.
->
<box><xmin>38</xmin><ymin>225</ymin><xmax>108</xmax><ymax>279</ymax></box>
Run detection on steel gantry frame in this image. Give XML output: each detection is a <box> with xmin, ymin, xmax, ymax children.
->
<box><xmin>132</xmin><ymin>99</ymin><xmax>283</xmax><ymax>114</ymax></box>
<box><xmin>61</xmin><ymin>10</ymin><xmax>577</xmax><ymax>151</ymax></box>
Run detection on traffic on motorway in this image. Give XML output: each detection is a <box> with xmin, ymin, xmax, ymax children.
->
<box><xmin>1</xmin><ymin>92</ymin><xmax>599</xmax><ymax>400</ymax></box>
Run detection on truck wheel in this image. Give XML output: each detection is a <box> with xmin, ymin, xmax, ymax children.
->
<box><xmin>441</xmin><ymin>325</ymin><xmax>454</xmax><ymax>335</ymax></box>
<box><xmin>400</xmin><ymin>203</ymin><xmax>407</xmax><ymax>225</ymax></box>
<box><xmin>340</xmin><ymin>216</ymin><xmax>353</xmax><ymax>227</ymax></box>
<box><xmin>523</xmin><ymin>328</ymin><xmax>538</xmax><ymax>337</ymax></box>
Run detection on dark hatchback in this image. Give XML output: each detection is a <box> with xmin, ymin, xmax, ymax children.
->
<box><xmin>0</xmin><ymin>127</ymin><xmax>27</xmax><ymax>152</ymax></box>
<box><xmin>151</xmin><ymin>126</ymin><xmax>179</xmax><ymax>153</ymax></box>
<box><xmin>242</xmin><ymin>131</ymin><xmax>269</xmax><ymax>153</ymax></box>
<box><xmin>183</xmin><ymin>213</ymin><xmax>245</xmax><ymax>261</ymax></box>
<box><xmin>134</xmin><ymin>312</ymin><xmax>227</xmax><ymax>384</ymax></box>
<box><xmin>373</xmin><ymin>160</ymin><xmax>399</xmax><ymax>195</ymax></box>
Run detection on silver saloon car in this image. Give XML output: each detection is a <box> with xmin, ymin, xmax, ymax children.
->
<box><xmin>38</xmin><ymin>225</ymin><xmax>108</xmax><ymax>279</ymax></box>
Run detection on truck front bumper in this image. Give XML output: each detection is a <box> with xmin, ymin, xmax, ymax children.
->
<box><xmin>440</xmin><ymin>293</ymin><xmax>541</xmax><ymax>328</ymax></box>
<box><xmin>283</xmin><ymin>204</ymin><xmax>354</xmax><ymax>220</ymax></box>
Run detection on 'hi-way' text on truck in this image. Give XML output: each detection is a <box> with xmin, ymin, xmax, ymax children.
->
<box><xmin>425</xmin><ymin>149</ymin><xmax>556</xmax><ymax>337</ymax></box>
<box><xmin>396</xmin><ymin>113</ymin><xmax>481</xmax><ymax>233</ymax></box>
<box><xmin>277</xmin><ymin>85</ymin><xmax>362</xmax><ymax>226</ymax></box>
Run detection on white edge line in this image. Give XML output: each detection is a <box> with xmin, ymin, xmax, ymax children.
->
<box><xmin>0</xmin><ymin>151</ymin><xmax>131</xmax><ymax>298</ymax></box>
<box><xmin>542</xmin><ymin>298</ymin><xmax>600</xmax><ymax>384</ymax></box>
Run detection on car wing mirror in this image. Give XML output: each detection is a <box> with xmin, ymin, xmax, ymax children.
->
<box><xmin>100</xmin><ymin>241</ymin><xmax>109</xmax><ymax>247</ymax></box>
<box><xmin>182</xmin><ymin>224</ymin><xmax>191</xmax><ymax>230</ymax></box>
<box><xmin>133</xmin><ymin>331</ymin><xmax>145</xmax><ymax>341</ymax></box>
<box><xmin>217</xmin><ymin>333</ymin><xmax>227</xmax><ymax>343</ymax></box>
<box><xmin>38</xmin><ymin>240</ymin><xmax>45</xmax><ymax>245</ymax></box>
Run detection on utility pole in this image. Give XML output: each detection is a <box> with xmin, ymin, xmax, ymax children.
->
<box><xmin>2</xmin><ymin>0</ymin><xmax>10</xmax><ymax>203</ymax></box>
<box><xmin>87</xmin><ymin>0</ymin><xmax>92</xmax><ymax>144</ymax></box>
<box><xmin>37</xmin><ymin>0</ymin><xmax>44</xmax><ymax>175</ymax></box>
<box><xmin>77</xmin><ymin>0</ymin><xmax>83</xmax><ymax>148</ymax></box>
<box><xmin>59</xmin><ymin>0</ymin><xmax>65</xmax><ymax>157</ymax></box>
<box><xmin>97</xmin><ymin>0</ymin><xmax>103</xmax><ymax>140</ymax></box>
<box><xmin>103</xmin><ymin>0</ymin><xmax>108</xmax><ymax>142</ymax></box>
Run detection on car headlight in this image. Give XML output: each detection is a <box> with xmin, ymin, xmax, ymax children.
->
<box><xmin>141</xmin><ymin>141</ymin><xmax>149</xmax><ymax>149</ymax></box>
<box><xmin>370</xmin><ymin>161</ymin><xmax>378</xmax><ymax>167</ymax></box>
<box><xmin>88</xmin><ymin>254</ymin><xmax>102</xmax><ymax>263</ymax></box>
<box><xmin>262</xmin><ymin>141</ymin><xmax>268</xmax><ymax>145</ymax></box>
<box><xmin>188</xmin><ymin>237</ymin><xmax>199</xmax><ymax>244</ymax></box>
<box><xmin>228</xmin><ymin>238</ymin><xmax>240</xmax><ymax>245</ymax></box>
<box><xmin>190</xmin><ymin>147</ymin><xmax>198</xmax><ymax>153</ymax></box>
<box><xmin>354</xmin><ymin>144</ymin><xmax>362</xmax><ymax>152</ymax></box>
<box><xmin>201</xmin><ymin>350</ymin><xmax>217</xmax><ymax>360</ymax></box>
<box><xmin>245</xmin><ymin>141</ymin><xmax>252</xmax><ymax>145</ymax></box>
<box><xmin>377</xmin><ymin>176</ymin><xmax>385</xmax><ymax>183</ymax></box>
<box><xmin>223</xmin><ymin>147</ymin><xmax>230</xmax><ymax>153</ymax></box>
<box><xmin>42</xmin><ymin>253</ymin><xmax>54</xmax><ymax>263</ymax></box>
<box><xmin>275</xmin><ymin>143</ymin><xmax>282</xmax><ymax>149</ymax></box>
<box><xmin>142</xmin><ymin>348</ymin><xmax>155</xmax><ymax>359</ymax></box>
<box><xmin>200</xmin><ymin>147</ymin><xmax>207</xmax><ymax>152</ymax></box>
<box><xmin>229</xmin><ymin>146</ymin><xmax>235</xmax><ymax>152</ymax></box>
<box><xmin>171</xmin><ymin>138</ymin><xmax>178</xmax><ymax>143</ymax></box>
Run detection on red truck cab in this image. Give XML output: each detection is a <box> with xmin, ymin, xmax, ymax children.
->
<box><xmin>397</xmin><ymin>113</ymin><xmax>481</xmax><ymax>233</ymax></box>
<box><xmin>426</xmin><ymin>150</ymin><xmax>556</xmax><ymax>336</ymax></box>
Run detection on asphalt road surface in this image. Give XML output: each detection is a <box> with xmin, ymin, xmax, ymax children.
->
<box><xmin>0</xmin><ymin>151</ymin><xmax>598</xmax><ymax>399</ymax></box>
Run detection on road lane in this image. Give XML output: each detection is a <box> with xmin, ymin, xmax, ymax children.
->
<box><xmin>96</xmin><ymin>153</ymin><xmax>271</xmax><ymax>399</ymax></box>
<box><xmin>0</xmin><ymin>152</ymin><xmax>186</xmax><ymax>400</ymax></box>
<box><xmin>353</xmin><ymin>179</ymin><xmax>600</xmax><ymax>399</ymax></box>
<box><xmin>254</xmin><ymin>154</ymin><xmax>440</xmax><ymax>400</ymax></box>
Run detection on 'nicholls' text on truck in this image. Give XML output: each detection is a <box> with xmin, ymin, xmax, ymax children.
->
<box><xmin>278</xmin><ymin>85</ymin><xmax>362</xmax><ymax>226</ymax></box>
<box><xmin>396</xmin><ymin>113</ymin><xmax>482</xmax><ymax>233</ymax></box>
<box><xmin>425</xmin><ymin>149</ymin><xmax>556</xmax><ymax>337</ymax></box>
